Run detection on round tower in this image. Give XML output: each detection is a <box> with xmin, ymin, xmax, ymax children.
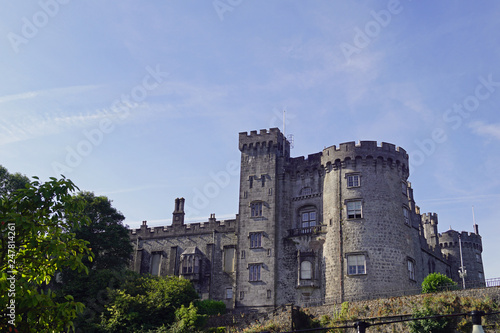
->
<box><xmin>321</xmin><ymin>141</ymin><xmax>415</xmax><ymax>301</ymax></box>
<box><xmin>439</xmin><ymin>229</ymin><xmax>485</xmax><ymax>287</ymax></box>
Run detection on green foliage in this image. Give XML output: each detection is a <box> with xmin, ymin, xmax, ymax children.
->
<box><xmin>194</xmin><ymin>299</ymin><xmax>226</xmax><ymax>316</ymax></box>
<box><xmin>98</xmin><ymin>275</ymin><xmax>199</xmax><ymax>332</ymax></box>
<box><xmin>57</xmin><ymin>191</ymin><xmax>134</xmax><ymax>331</ymax></box>
<box><xmin>169</xmin><ymin>303</ymin><xmax>207</xmax><ymax>333</ymax></box>
<box><xmin>0</xmin><ymin>165</ymin><xmax>29</xmax><ymax>197</ymax></box>
<box><xmin>0</xmin><ymin>176</ymin><xmax>93</xmax><ymax>332</ymax></box>
<box><xmin>422</xmin><ymin>273</ymin><xmax>457</xmax><ymax>293</ymax></box>
<box><xmin>408</xmin><ymin>304</ymin><xmax>449</xmax><ymax>333</ymax></box>
<box><xmin>69</xmin><ymin>192</ymin><xmax>133</xmax><ymax>271</ymax></box>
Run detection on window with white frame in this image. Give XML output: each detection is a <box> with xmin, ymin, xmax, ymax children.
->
<box><xmin>408</xmin><ymin>258</ymin><xmax>415</xmax><ymax>280</ymax></box>
<box><xmin>346</xmin><ymin>201</ymin><xmax>362</xmax><ymax>219</ymax></box>
<box><xmin>251</xmin><ymin>202</ymin><xmax>263</xmax><ymax>217</ymax></box>
<box><xmin>347</xmin><ymin>174</ymin><xmax>360</xmax><ymax>187</ymax></box>
<box><xmin>347</xmin><ymin>254</ymin><xmax>366</xmax><ymax>275</ymax></box>
<box><xmin>300</xmin><ymin>260</ymin><xmax>312</xmax><ymax>280</ymax></box>
<box><xmin>403</xmin><ymin>207</ymin><xmax>410</xmax><ymax>225</ymax></box>
<box><xmin>301</xmin><ymin>211</ymin><xmax>317</xmax><ymax>228</ymax></box>
<box><xmin>226</xmin><ymin>288</ymin><xmax>233</xmax><ymax>299</ymax></box>
<box><xmin>249</xmin><ymin>264</ymin><xmax>262</xmax><ymax>281</ymax></box>
<box><xmin>250</xmin><ymin>232</ymin><xmax>262</xmax><ymax>248</ymax></box>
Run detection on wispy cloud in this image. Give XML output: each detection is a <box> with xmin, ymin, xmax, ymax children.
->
<box><xmin>469</xmin><ymin>121</ymin><xmax>500</xmax><ymax>141</ymax></box>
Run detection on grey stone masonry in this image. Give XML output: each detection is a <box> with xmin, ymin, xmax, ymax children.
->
<box><xmin>129</xmin><ymin>128</ymin><xmax>486</xmax><ymax>311</ymax></box>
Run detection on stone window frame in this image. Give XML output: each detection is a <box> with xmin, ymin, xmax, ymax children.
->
<box><xmin>250</xmin><ymin>201</ymin><xmax>263</xmax><ymax>217</ymax></box>
<box><xmin>300</xmin><ymin>260</ymin><xmax>313</xmax><ymax>280</ymax></box>
<box><xmin>150</xmin><ymin>251</ymin><xmax>163</xmax><ymax>276</ymax></box>
<box><xmin>181</xmin><ymin>254</ymin><xmax>200</xmax><ymax>275</ymax></box>
<box><xmin>345</xmin><ymin>172</ymin><xmax>361</xmax><ymax>188</ymax></box>
<box><xmin>346</xmin><ymin>252</ymin><xmax>367</xmax><ymax>276</ymax></box>
<box><xmin>225</xmin><ymin>288</ymin><xmax>233</xmax><ymax>299</ymax></box>
<box><xmin>345</xmin><ymin>199</ymin><xmax>363</xmax><ymax>219</ymax></box>
<box><xmin>299</xmin><ymin>205</ymin><xmax>318</xmax><ymax>229</ymax></box>
<box><xmin>248</xmin><ymin>263</ymin><xmax>262</xmax><ymax>282</ymax></box>
<box><xmin>267</xmin><ymin>290</ymin><xmax>271</xmax><ymax>298</ymax></box>
<box><xmin>403</xmin><ymin>206</ymin><xmax>410</xmax><ymax>225</ymax></box>
<box><xmin>402</xmin><ymin>181</ymin><xmax>407</xmax><ymax>195</ymax></box>
<box><xmin>239</xmin><ymin>291</ymin><xmax>244</xmax><ymax>300</ymax></box>
<box><xmin>223</xmin><ymin>245</ymin><xmax>236</xmax><ymax>273</ymax></box>
<box><xmin>407</xmin><ymin>257</ymin><xmax>416</xmax><ymax>281</ymax></box>
<box><xmin>476</xmin><ymin>253</ymin><xmax>481</xmax><ymax>262</ymax></box>
<box><xmin>249</xmin><ymin>232</ymin><xmax>263</xmax><ymax>249</ymax></box>
<box><xmin>300</xmin><ymin>187</ymin><xmax>313</xmax><ymax>196</ymax></box>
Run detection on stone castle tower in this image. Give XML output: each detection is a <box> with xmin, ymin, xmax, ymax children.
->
<box><xmin>130</xmin><ymin>128</ymin><xmax>486</xmax><ymax>310</ymax></box>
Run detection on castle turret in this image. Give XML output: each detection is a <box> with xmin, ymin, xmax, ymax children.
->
<box><xmin>439</xmin><ymin>229</ymin><xmax>485</xmax><ymax>287</ymax></box>
<box><xmin>422</xmin><ymin>213</ymin><xmax>440</xmax><ymax>249</ymax></box>
<box><xmin>236</xmin><ymin>128</ymin><xmax>290</xmax><ymax>309</ymax></box>
<box><xmin>321</xmin><ymin>141</ymin><xmax>417</xmax><ymax>301</ymax></box>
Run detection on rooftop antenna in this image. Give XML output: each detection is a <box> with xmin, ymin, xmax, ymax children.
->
<box><xmin>472</xmin><ymin>205</ymin><xmax>479</xmax><ymax>234</ymax></box>
<box><xmin>282</xmin><ymin>108</ymin><xmax>294</xmax><ymax>152</ymax></box>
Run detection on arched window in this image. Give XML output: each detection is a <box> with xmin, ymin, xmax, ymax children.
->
<box><xmin>300</xmin><ymin>261</ymin><xmax>312</xmax><ymax>280</ymax></box>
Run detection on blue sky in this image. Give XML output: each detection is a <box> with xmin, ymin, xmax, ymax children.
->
<box><xmin>1</xmin><ymin>1</ymin><xmax>499</xmax><ymax>279</ymax></box>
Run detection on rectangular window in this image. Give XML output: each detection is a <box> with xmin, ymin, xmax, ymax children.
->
<box><xmin>408</xmin><ymin>259</ymin><xmax>415</xmax><ymax>280</ymax></box>
<box><xmin>261</xmin><ymin>176</ymin><xmax>266</xmax><ymax>187</ymax></box>
<box><xmin>226</xmin><ymin>288</ymin><xmax>233</xmax><ymax>299</ymax></box>
<box><xmin>150</xmin><ymin>252</ymin><xmax>162</xmax><ymax>276</ymax></box>
<box><xmin>476</xmin><ymin>253</ymin><xmax>481</xmax><ymax>262</ymax></box>
<box><xmin>347</xmin><ymin>174</ymin><xmax>360</xmax><ymax>187</ymax></box>
<box><xmin>239</xmin><ymin>291</ymin><xmax>244</xmax><ymax>300</ymax></box>
<box><xmin>251</xmin><ymin>202</ymin><xmax>263</xmax><ymax>217</ymax></box>
<box><xmin>267</xmin><ymin>290</ymin><xmax>271</xmax><ymax>298</ymax></box>
<box><xmin>347</xmin><ymin>201</ymin><xmax>362</xmax><ymax>219</ymax></box>
<box><xmin>301</xmin><ymin>210</ymin><xmax>317</xmax><ymax>229</ymax></box>
<box><xmin>249</xmin><ymin>264</ymin><xmax>262</xmax><ymax>281</ymax></box>
<box><xmin>403</xmin><ymin>207</ymin><xmax>410</xmax><ymax>225</ymax></box>
<box><xmin>479</xmin><ymin>272</ymin><xmax>484</xmax><ymax>280</ymax></box>
<box><xmin>223</xmin><ymin>247</ymin><xmax>235</xmax><ymax>273</ymax></box>
<box><xmin>249</xmin><ymin>176</ymin><xmax>253</xmax><ymax>189</ymax></box>
<box><xmin>241</xmin><ymin>250</ymin><xmax>245</xmax><ymax>259</ymax></box>
<box><xmin>250</xmin><ymin>233</ymin><xmax>262</xmax><ymax>248</ymax></box>
<box><xmin>347</xmin><ymin>254</ymin><xmax>366</xmax><ymax>275</ymax></box>
<box><xmin>402</xmin><ymin>182</ymin><xmax>407</xmax><ymax>195</ymax></box>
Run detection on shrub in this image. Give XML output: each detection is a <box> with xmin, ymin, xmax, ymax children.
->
<box><xmin>421</xmin><ymin>273</ymin><xmax>457</xmax><ymax>293</ymax></box>
<box><xmin>195</xmin><ymin>299</ymin><xmax>226</xmax><ymax>316</ymax></box>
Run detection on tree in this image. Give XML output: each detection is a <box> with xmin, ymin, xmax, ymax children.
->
<box><xmin>0</xmin><ymin>176</ymin><xmax>93</xmax><ymax>332</ymax></box>
<box><xmin>98</xmin><ymin>275</ymin><xmax>199</xmax><ymax>332</ymax></box>
<box><xmin>58</xmin><ymin>192</ymin><xmax>134</xmax><ymax>332</ymax></box>
<box><xmin>0</xmin><ymin>165</ymin><xmax>29</xmax><ymax>197</ymax></box>
<box><xmin>422</xmin><ymin>273</ymin><xmax>457</xmax><ymax>293</ymax></box>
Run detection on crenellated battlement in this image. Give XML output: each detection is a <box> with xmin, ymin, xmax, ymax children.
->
<box><xmin>130</xmin><ymin>217</ymin><xmax>237</xmax><ymax>239</ymax></box>
<box><xmin>321</xmin><ymin>141</ymin><xmax>409</xmax><ymax>176</ymax></box>
<box><xmin>439</xmin><ymin>229</ymin><xmax>482</xmax><ymax>250</ymax></box>
<box><xmin>422</xmin><ymin>212</ymin><xmax>438</xmax><ymax>224</ymax></box>
<box><xmin>239</xmin><ymin>127</ymin><xmax>290</xmax><ymax>154</ymax></box>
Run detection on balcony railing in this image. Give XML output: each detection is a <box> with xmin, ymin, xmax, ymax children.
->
<box><xmin>287</xmin><ymin>225</ymin><xmax>326</xmax><ymax>237</ymax></box>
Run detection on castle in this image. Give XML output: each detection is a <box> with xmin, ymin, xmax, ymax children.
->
<box><xmin>129</xmin><ymin>128</ymin><xmax>485</xmax><ymax>311</ymax></box>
